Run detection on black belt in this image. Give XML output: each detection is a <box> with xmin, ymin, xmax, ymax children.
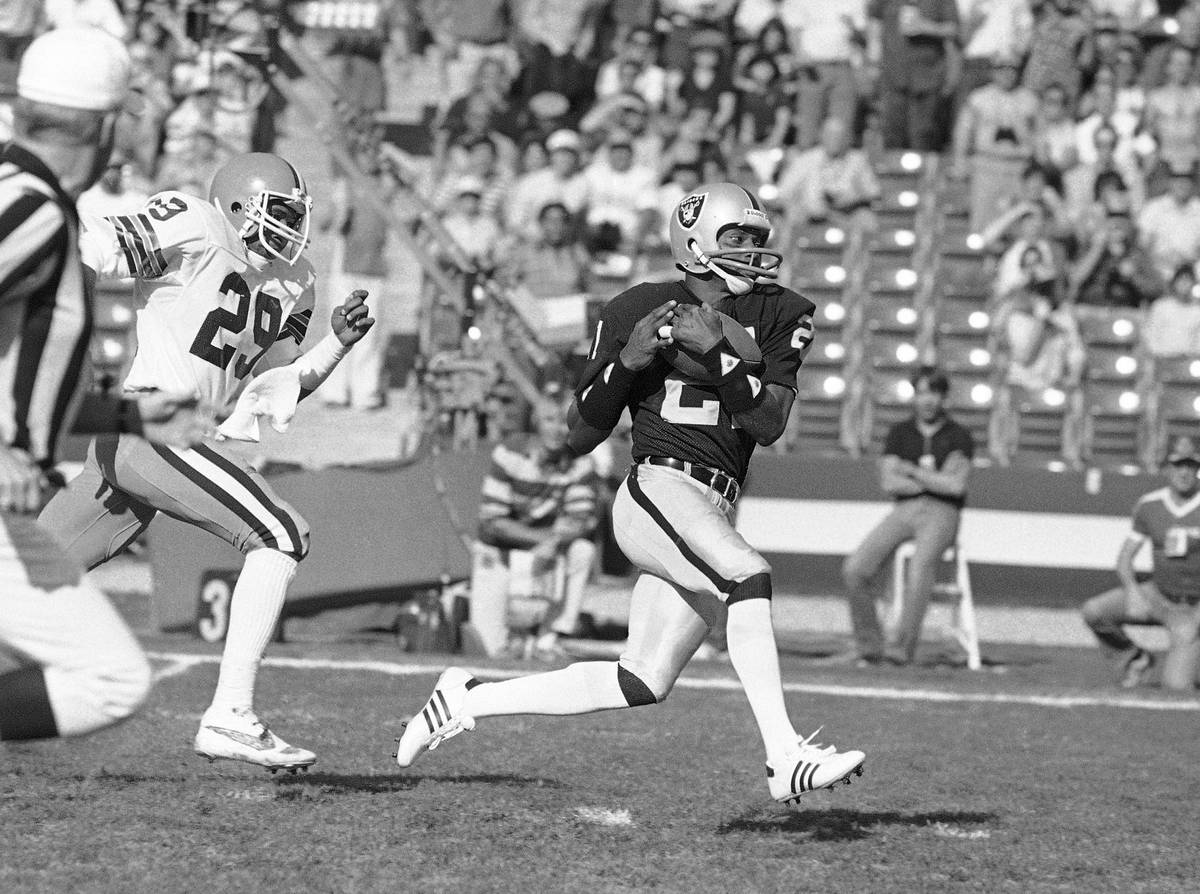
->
<box><xmin>639</xmin><ymin>456</ymin><xmax>741</xmax><ymax>503</ymax></box>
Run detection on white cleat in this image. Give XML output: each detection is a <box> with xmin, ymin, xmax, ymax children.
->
<box><xmin>194</xmin><ymin>707</ymin><xmax>316</xmax><ymax>772</ymax></box>
<box><xmin>393</xmin><ymin>667</ymin><xmax>478</xmax><ymax>768</ymax></box>
<box><xmin>766</xmin><ymin>729</ymin><xmax>866</xmax><ymax>806</ymax></box>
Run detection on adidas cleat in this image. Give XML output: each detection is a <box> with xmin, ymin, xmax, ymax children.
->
<box><xmin>394</xmin><ymin>667</ymin><xmax>478</xmax><ymax>768</ymax></box>
<box><xmin>194</xmin><ymin>707</ymin><xmax>316</xmax><ymax>771</ymax></box>
<box><xmin>766</xmin><ymin>729</ymin><xmax>866</xmax><ymax>806</ymax></box>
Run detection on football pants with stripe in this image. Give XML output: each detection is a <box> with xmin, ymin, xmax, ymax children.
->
<box><xmin>39</xmin><ymin>433</ymin><xmax>310</xmax><ymax>715</ymax></box>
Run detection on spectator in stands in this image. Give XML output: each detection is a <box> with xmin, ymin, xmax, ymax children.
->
<box><xmin>581</xmin><ymin>92</ymin><xmax>664</xmax><ymax>171</ymax></box>
<box><xmin>842</xmin><ymin>367</ymin><xmax>975</xmax><ymax>666</ymax></box>
<box><xmin>1032</xmin><ymin>83</ymin><xmax>1079</xmax><ymax>177</ymax></box>
<box><xmin>440</xmin><ymin>176</ymin><xmax>504</xmax><ymax>270</ymax></box>
<box><xmin>1063</xmin><ymin>123</ymin><xmax>1145</xmax><ymax>227</ymax></box>
<box><xmin>1022</xmin><ymin>0</ymin><xmax>1091</xmax><ymax>104</ymax></box>
<box><xmin>732</xmin><ymin>53</ymin><xmax>792</xmax><ymax>155</ymax></box>
<box><xmin>952</xmin><ymin>49</ymin><xmax>1040</xmax><ymax>232</ymax></box>
<box><xmin>776</xmin><ymin>116</ymin><xmax>880</xmax><ymax>231</ymax></box>
<box><xmin>418</xmin><ymin>0</ymin><xmax>517</xmax><ymax>96</ymax></box>
<box><xmin>319</xmin><ymin>158</ymin><xmax>391</xmax><ymax>412</ymax></box>
<box><xmin>506</xmin><ymin>129</ymin><xmax>587</xmax><ymax>239</ymax></box>
<box><xmin>501</xmin><ymin>202</ymin><xmax>591</xmax><ymax>299</ymax></box>
<box><xmin>517</xmin><ymin>91</ymin><xmax>573</xmax><ymax>148</ymax></box>
<box><xmin>992</xmin><ymin>245</ymin><xmax>1084</xmax><ymax>394</ymax></box>
<box><xmin>513</xmin><ymin>0</ymin><xmax>604</xmax><ymax>109</ymax></box>
<box><xmin>1081</xmin><ymin>435</ymin><xmax>1200</xmax><ymax>691</ymax></box>
<box><xmin>1069</xmin><ymin>212</ymin><xmax>1162</xmax><ymax>308</ymax></box>
<box><xmin>1074</xmin><ymin>76</ymin><xmax>1150</xmax><ymax>172</ymax></box>
<box><xmin>987</xmin><ymin>200</ymin><xmax>1067</xmax><ymax>300</ymax></box>
<box><xmin>657</xmin><ymin>105</ymin><xmax>730</xmax><ymax>180</ymax></box>
<box><xmin>1112</xmin><ymin>41</ymin><xmax>1145</xmax><ymax>122</ymax></box>
<box><xmin>958</xmin><ymin>0</ymin><xmax>1034</xmax><ymax>97</ymax></box>
<box><xmin>579</xmin><ymin>129</ymin><xmax>658</xmax><ymax>254</ymax></box>
<box><xmin>785</xmin><ymin>3</ymin><xmax>866</xmax><ymax>143</ymax></box>
<box><xmin>432</xmin><ymin>135</ymin><xmax>512</xmax><ymax>219</ymax></box>
<box><xmin>468</xmin><ymin>395</ymin><xmax>600</xmax><ymax>659</ymax></box>
<box><xmin>77</xmin><ymin>152</ymin><xmax>150</xmax><ymax>220</ymax></box>
<box><xmin>1071</xmin><ymin>169</ymin><xmax>1134</xmax><ymax>251</ymax></box>
<box><xmin>426</xmin><ymin>333</ymin><xmax>500</xmax><ymax>450</ymax></box>
<box><xmin>594</xmin><ymin>28</ymin><xmax>669</xmax><ymax>111</ymax></box>
<box><xmin>434</xmin><ymin>93</ymin><xmax>518</xmax><ymax>180</ymax></box>
<box><xmin>658</xmin><ymin>0</ymin><xmax>740</xmax><ymax>71</ymax></box>
<box><xmin>1144</xmin><ymin>263</ymin><xmax>1200</xmax><ymax>359</ymax></box>
<box><xmin>1142</xmin><ymin>44</ymin><xmax>1200</xmax><ymax>182</ymax></box>
<box><xmin>866</xmin><ymin>0</ymin><xmax>962</xmax><ymax>151</ymax></box>
<box><xmin>1137</xmin><ymin>165</ymin><xmax>1200</xmax><ymax>281</ymax></box>
<box><xmin>667</xmin><ymin>35</ymin><xmax>737</xmax><ymax>138</ymax></box>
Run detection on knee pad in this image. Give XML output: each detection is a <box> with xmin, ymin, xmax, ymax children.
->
<box><xmin>617</xmin><ymin>661</ymin><xmax>667</xmax><ymax>706</ymax></box>
<box><xmin>727</xmin><ymin>571</ymin><xmax>771</xmax><ymax>605</ymax></box>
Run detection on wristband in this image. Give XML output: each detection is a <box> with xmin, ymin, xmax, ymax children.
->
<box><xmin>576</xmin><ymin>355</ymin><xmax>637</xmax><ymax>429</ymax></box>
<box><xmin>295</xmin><ymin>333</ymin><xmax>349</xmax><ymax>392</ymax></box>
<box><xmin>716</xmin><ymin>373</ymin><xmax>766</xmax><ymax>414</ymax></box>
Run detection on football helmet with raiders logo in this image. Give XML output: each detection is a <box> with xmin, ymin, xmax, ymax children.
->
<box><xmin>209</xmin><ymin>152</ymin><xmax>312</xmax><ymax>265</ymax></box>
<box><xmin>669</xmin><ymin>181</ymin><xmax>782</xmax><ymax>295</ymax></box>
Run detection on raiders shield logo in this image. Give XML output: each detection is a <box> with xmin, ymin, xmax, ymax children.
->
<box><xmin>677</xmin><ymin>192</ymin><xmax>707</xmax><ymax>229</ymax></box>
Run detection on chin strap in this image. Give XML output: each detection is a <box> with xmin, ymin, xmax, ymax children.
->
<box><xmin>691</xmin><ymin>242</ymin><xmax>754</xmax><ymax>295</ymax></box>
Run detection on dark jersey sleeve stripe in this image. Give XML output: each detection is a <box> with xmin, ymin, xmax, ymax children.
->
<box><xmin>112</xmin><ymin>214</ymin><xmax>167</xmax><ymax>278</ymax></box>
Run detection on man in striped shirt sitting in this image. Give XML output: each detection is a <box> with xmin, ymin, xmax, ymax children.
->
<box><xmin>468</xmin><ymin>393</ymin><xmax>600</xmax><ymax>659</ymax></box>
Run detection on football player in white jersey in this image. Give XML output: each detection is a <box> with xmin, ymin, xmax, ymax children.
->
<box><xmin>40</xmin><ymin>152</ymin><xmax>376</xmax><ymax>771</ymax></box>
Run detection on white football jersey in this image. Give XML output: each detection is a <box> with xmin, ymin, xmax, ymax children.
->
<box><xmin>81</xmin><ymin>191</ymin><xmax>316</xmax><ymax>412</ymax></box>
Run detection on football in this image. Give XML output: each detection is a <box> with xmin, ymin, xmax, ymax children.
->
<box><xmin>660</xmin><ymin>310</ymin><xmax>763</xmax><ymax>381</ymax></box>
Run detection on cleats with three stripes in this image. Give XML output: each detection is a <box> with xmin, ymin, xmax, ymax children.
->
<box><xmin>766</xmin><ymin>729</ymin><xmax>865</xmax><ymax>806</ymax></box>
<box><xmin>394</xmin><ymin>667</ymin><xmax>479</xmax><ymax>768</ymax></box>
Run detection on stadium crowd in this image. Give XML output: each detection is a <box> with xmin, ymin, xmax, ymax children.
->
<box><xmin>4</xmin><ymin>1</ymin><xmax>1200</xmax><ymax>466</ymax></box>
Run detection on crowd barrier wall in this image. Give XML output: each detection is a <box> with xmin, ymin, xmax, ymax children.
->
<box><xmin>148</xmin><ymin>449</ymin><xmax>1157</xmax><ymax>634</ymax></box>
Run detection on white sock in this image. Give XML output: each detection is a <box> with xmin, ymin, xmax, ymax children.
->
<box><xmin>465</xmin><ymin>661</ymin><xmax>630</xmax><ymax>718</ymax></box>
<box><xmin>207</xmin><ymin>549</ymin><xmax>297</xmax><ymax>715</ymax></box>
<box><xmin>726</xmin><ymin>599</ymin><xmax>797</xmax><ymax>765</ymax></box>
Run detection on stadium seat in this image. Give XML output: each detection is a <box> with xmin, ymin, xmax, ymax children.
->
<box><xmin>867</xmin><ymin>227</ymin><xmax>919</xmax><ymax>258</ymax></box>
<box><xmin>864</xmin><ymin>254</ymin><xmax>920</xmax><ymax>299</ymax></box>
<box><xmin>90</xmin><ymin>285</ymin><xmax>137</xmax><ymax>390</ymax></box>
<box><xmin>1083</xmin><ymin>382</ymin><xmax>1146</xmax><ymax>467</ymax></box>
<box><xmin>793</xmin><ymin>367</ymin><xmax>852</xmax><ymax>453</ymax></box>
<box><xmin>788</xmin><ymin>224</ymin><xmax>849</xmax><ymax>286</ymax></box>
<box><xmin>891</xmin><ymin>541</ymin><xmax>982</xmax><ymax>670</ymax></box>
<box><xmin>1149</xmin><ymin>357</ymin><xmax>1200</xmax><ymax>457</ymax></box>
<box><xmin>936</xmin><ymin>297</ymin><xmax>992</xmax><ymax>338</ymax></box>
<box><xmin>1153</xmin><ymin>385</ymin><xmax>1200</xmax><ymax>454</ymax></box>
<box><xmin>863</xmin><ymin>292</ymin><xmax>920</xmax><ymax>335</ymax></box>
<box><xmin>936</xmin><ymin>252</ymin><xmax>992</xmax><ymax>300</ymax></box>
<box><xmin>1009</xmin><ymin>384</ymin><xmax>1079</xmax><ymax>465</ymax></box>
<box><xmin>866</xmin><ymin>331</ymin><xmax>922</xmax><ymax>372</ymax></box>
<box><xmin>863</xmin><ymin>367</ymin><xmax>915</xmax><ymax>449</ymax></box>
<box><xmin>934</xmin><ymin>337</ymin><xmax>997</xmax><ymax>448</ymax></box>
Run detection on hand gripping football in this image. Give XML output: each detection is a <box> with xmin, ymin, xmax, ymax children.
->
<box><xmin>660</xmin><ymin>310</ymin><xmax>763</xmax><ymax>381</ymax></box>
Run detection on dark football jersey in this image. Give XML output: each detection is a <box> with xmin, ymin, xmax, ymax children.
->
<box><xmin>577</xmin><ymin>279</ymin><xmax>815</xmax><ymax>482</ymax></box>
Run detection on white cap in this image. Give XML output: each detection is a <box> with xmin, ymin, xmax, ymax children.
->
<box><xmin>18</xmin><ymin>27</ymin><xmax>132</xmax><ymax>112</ymax></box>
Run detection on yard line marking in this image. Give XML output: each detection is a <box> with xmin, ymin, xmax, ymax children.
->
<box><xmin>574</xmin><ymin>807</ymin><xmax>633</xmax><ymax>827</ymax></box>
<box><xmin>145</xmin><ymin>652</ymin><xmax>1200</xmax><ymax>713</ymax></box>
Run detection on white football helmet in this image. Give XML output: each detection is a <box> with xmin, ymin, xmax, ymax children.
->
<box><xmin>209</xmin><ymin>152</ymin><xmax>312</xmax><ymax>265</ymax></box>
<box><xmin>670</xmin><ymin>181</ymin><xmax>782</xmax><ymax>295</ymax></box>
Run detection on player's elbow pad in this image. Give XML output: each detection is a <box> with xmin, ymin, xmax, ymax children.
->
<box><xmin>576</xmin><ymin>357</ymin><xmax>636</xmax><ymax>430</ymax></box>
<box><xmin>294</xmin><ymin>334</ymin><xmax>349</xmax><ymax>392</ymax></box>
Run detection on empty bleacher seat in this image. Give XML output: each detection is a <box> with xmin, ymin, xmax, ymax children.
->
<box><xmin>863</xmin><ymin>292</ymin><xmax>921</xmax><ymax>335</ymax></box>
<box><xmin>91</xmin><ymin>285</ymin><xmax>137</xmax><ymax>390</ymax></box>
<box><xmin>1152</xmin><ymin>358</ymin><xmax>1200</xmax><ymax>458</ymax></box>
<box><xmin>788</xmin><ymin>224</ymin><xmax>849</xmax><ymax>287</ymax></box>
<box><xmin>1083</xmin><ymin>382</ymin><xmax>1146</xmax><ymax>467</ymax></box>
<box><xmin>1007</xmin><ymin>384</ymin><xmax>1080</xmax><ymax>466</ymax></box>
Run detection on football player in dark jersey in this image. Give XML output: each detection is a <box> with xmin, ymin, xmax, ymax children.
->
<box><xmin>394</xmin><ymin>183</ymin><xmax>866</xmax><ymax>805</ymax></box>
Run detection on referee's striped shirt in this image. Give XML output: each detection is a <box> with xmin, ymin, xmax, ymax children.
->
<box><xmin>0</xmin><ymin>143</ymin><xmax>90</xmax><ymax>467</ymax></box>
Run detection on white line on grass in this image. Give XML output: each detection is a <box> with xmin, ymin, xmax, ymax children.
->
<box><xmin>145</xmin><ymin>652</ymin><xmax>1200</xmax><ymax>713</ymax></box>
<box><xmin>574</xmin><ymin>807</ymin><xmax>633</xmax><ymax>827</ymax></box>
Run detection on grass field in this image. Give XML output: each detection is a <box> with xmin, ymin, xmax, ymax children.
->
<box><xmin>3</xmin><ymin>631</ymin><xmax>1199</xmax><ymax>894</ymax></box>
